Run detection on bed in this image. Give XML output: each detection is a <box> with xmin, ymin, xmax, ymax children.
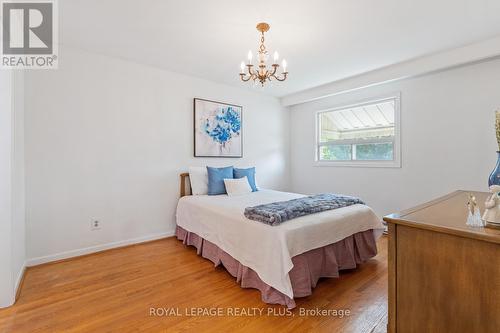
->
<box><xmin>176</xmin><ymin>173</ymin><xmax>384</xmax><ymax>308</ymax></box>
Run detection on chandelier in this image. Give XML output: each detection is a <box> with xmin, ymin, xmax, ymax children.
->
<box><xmin>239</xmin><ymin>22</ymin><xmax>288</xmax><ymax>86</ymax></box>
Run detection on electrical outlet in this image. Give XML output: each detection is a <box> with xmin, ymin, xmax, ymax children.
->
<box><xmin>91</xmin><ymin>220</ymin><xmax>101</xmax><ymax>231</ymax></box>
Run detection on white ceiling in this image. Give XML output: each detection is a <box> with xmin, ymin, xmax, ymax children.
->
<box><xmin>60</xmin><ymin>0</ymin><xmax>500</xmax><ymax>97</ymax></box>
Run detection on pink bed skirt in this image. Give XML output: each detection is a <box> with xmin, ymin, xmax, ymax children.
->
<box><xmin>176</xmin><ymin>225</ymin><xmax>377</xmax><ymax>309</ymax></box>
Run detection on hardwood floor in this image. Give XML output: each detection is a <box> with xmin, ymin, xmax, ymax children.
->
<box><xmin>0</xmin><ymin>236</ymin><xmax>388</xmax><ymax>333</ymax></box>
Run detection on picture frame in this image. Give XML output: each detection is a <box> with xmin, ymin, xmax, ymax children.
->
<box><xmin>193</xmin><ymin>98</ymin><xmax>243</xmax><ymax>158</ymax></box>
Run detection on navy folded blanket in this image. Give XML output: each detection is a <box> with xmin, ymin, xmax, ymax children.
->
<box><xmin>244</xmin><ymin>193</ymin><xmax>365</xmax><ymax>226</ymax></box>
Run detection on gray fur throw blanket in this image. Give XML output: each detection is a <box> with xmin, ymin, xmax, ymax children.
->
<box><xmin>244</xmin><ymin>193</ymin><xmax>365</xmax><ymax>226</ymax></box>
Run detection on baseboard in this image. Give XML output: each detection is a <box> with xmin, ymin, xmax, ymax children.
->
<box><xmin>15</xmin><ymin>264</ymin><xmax>26</xmax><ymax>301</ymax></box>
<box><xmin>26</xmin><ymin>230</ymin><xmax>176</xmax><ymax>267</ymax></box>
<box><xmin>0</xmin><ymin>264</ymin><xmax>27</xmax><ymax>308</ymax></box>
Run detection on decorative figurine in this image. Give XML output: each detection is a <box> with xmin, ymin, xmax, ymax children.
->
<box><xmin>488</xmin><ymin>110</ymin><xmax>500</xmax><ymax>186</ymax></box>
<box><xmin>466</xmin><ymin>194</ymin><xmax>484</xmax><ymax>227</ymax></box>
<box><xmin>482</xmin><ymin>185</ymin><xmax>500</xmax><ymax>228</ymax></box>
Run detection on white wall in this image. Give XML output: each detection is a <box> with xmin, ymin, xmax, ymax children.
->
<box><xmin>0</xmin><ymin>70</ymin><xmax>25</xmax><ymax>308</ymax></box>
<box><xmin>11</xmin><ymin>72</ymin><xmax>26</xmax><ymax>293</ymax></box>
<box><xmin>24</xmin><ymin>46</ymin><xmax>290</xmax><ymax>264</ymax></box>
<box><xmin>0</xmin><ymin>70</ymin><xmax>15</xmax><ymax>308</ymax></box>
<box><xmin>290</xmin><ymin>58</ymin><xmax>500</xmax><ymax>217</ymax></box>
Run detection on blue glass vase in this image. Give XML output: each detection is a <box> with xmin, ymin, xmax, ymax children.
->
<box><xmin>488</xmin><ymin>151</ymin><xmax>500</xmax><ymax>186</ymax></box>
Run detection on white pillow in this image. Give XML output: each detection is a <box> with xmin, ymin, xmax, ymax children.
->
<box><xmin>188</xmin><ymin>167</ymin><xmax>208</xmax><ymax>195</ymax></box>
<box><xmin>223</xmin><ymin>177</ymin><xmax>252</xmax><ymax>196</ymax></box>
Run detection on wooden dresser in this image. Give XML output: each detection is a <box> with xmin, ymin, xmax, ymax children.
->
<box><xmin>383</xmin><ymin>191</ymin><xmax>500</xmax><ymax>333</ymax></box>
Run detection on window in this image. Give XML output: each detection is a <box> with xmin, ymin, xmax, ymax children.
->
<box><xmin>315</xmin><ymin>95</ymin><xmax>400</xmax><ymax>167</ymax></box>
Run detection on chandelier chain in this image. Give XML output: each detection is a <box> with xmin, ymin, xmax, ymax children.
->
<box><xmin>259</xmin><ymin>33</ymin><xmax>266</xmax><ymax>54</ymax></box>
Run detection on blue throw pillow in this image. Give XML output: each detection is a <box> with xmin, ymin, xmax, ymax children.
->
<box><xmin>234</xmin><ymin>167</ymin><xmax>258</xmax><ymax>192</ymax></box>
<box><xmin>207</xmin><ymin>166</ymin><xmax>234</xmax><ymax>195</ymax></box>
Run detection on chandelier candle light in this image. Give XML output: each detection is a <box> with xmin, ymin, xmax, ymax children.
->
<box><xmin>239</xmin><ymin>22</ymin><xmax>288</xmax><ymax>86</ymax></box>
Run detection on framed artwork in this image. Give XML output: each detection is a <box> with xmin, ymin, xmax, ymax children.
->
<box><xmin>193</xmin><ymin>98</ymin><xmax>242</xmax><ymax>157</ymax></box>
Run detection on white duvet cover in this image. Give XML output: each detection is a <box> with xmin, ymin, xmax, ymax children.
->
<box><xmin>176</xmin><ymin>190</ymin><xmax>384</xmax><ymax>298</ymax></box>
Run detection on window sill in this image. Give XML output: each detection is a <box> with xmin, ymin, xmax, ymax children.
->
<box><xmin>313</xmin><ymin>160</ymin><xmax>401</xmax><ymax>168</ymax></box>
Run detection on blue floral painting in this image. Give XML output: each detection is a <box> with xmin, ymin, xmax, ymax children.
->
<box><xmin>194</xmin><ymin>99</ymin><xmax>242</xmax><ymax>157</ymax></box>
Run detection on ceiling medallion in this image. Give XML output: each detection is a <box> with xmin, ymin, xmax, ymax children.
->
<box><xmin>239</xmin><ymin>22</ymin><xmax>288</xmax><ymax>86</ymax></box>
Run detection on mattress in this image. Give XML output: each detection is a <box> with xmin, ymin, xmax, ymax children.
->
<box><xmin>176</xmin><ymin>189</ymin><xmax>384</xmax><ymax>298</ymax></box>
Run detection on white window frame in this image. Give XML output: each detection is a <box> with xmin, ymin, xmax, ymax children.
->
<box><xmin>314</xmin><ymin>93</ymin><xmax>401</xmax><ymax>168</ymax></box>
